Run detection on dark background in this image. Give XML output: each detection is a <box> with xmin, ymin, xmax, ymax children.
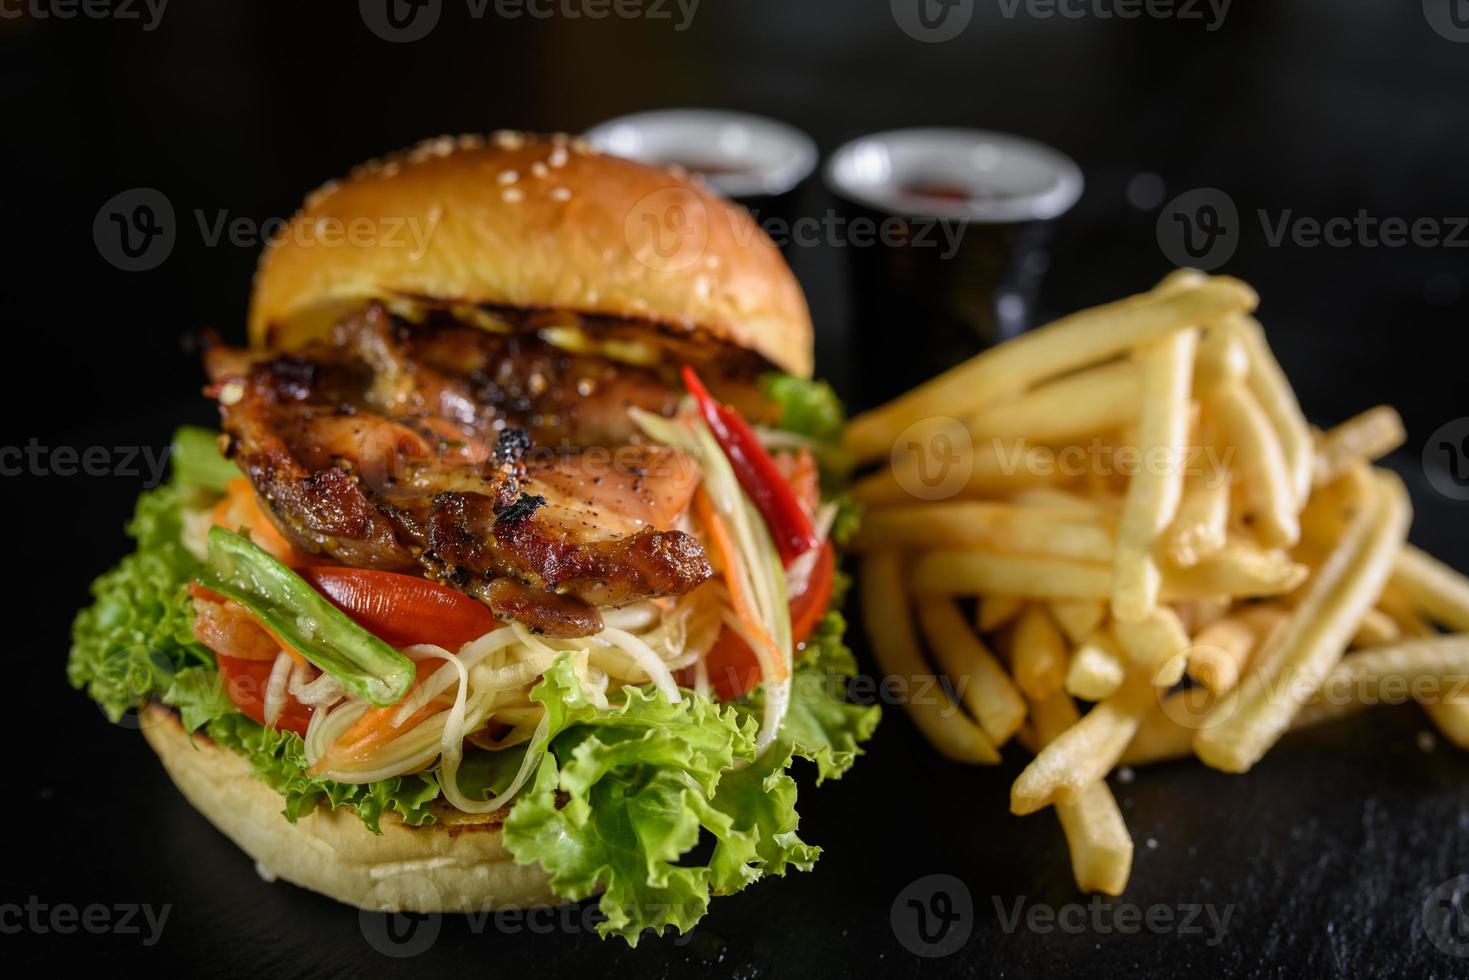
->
<box><xmin>5</xmin><ymin>2</ymin><xmax>1469</xmax><ymax>977</ymax></box>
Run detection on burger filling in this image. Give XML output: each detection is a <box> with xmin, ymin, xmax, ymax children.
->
<box><xmin>69</xmin><ymin>302</ymin><xmax>877</xmax><ymax>943</ymax></box>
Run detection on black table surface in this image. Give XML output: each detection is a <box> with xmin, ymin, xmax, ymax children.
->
<box><xmin>6</xmin><ymin>3</ymin><xmax>1469</xmax><ymax>977</ymax></box>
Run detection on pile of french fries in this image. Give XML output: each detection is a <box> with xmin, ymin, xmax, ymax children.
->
<box><xmin>849</xmin><ymin>270</ymin><xmax>1469</xmax><ymax>895</ymax></box>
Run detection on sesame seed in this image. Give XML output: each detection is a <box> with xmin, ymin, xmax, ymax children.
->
<box><xmin>548</xmin><ymin>147</ymin><xmax>568</xmax><ymax>168</ymax></box>
<box><xmin>550</xmin><ymin>187</ymin><xmax>571</xmax><ymax>202</ymax></box>
<box><xmin>492</xmin><ymin>130</ymin><xmax>525</xmax><ymax>149</ymax></box>
<box><xmin>498</xmin><ymin>170</ymin><xmax>519</xmax><ymax>185</ymax></box>
<box><xmin>531</xmin><ymin>162</ymin><xmax>549</xmax><ymax>178</ymax></box>
<box><xmin>502</xmin><ymin>188</ymin><xmax>523</xmax><ymax>203</ymax></box>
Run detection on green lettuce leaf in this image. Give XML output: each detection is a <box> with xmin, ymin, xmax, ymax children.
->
<box><xmin>162</xmin><ymin>665</ymin><xmax>237</xmax><ymax>732</ymax></box>
<box><xmin>502</xmin><ymin>655</ymin><xmax>819</xmax><ymax>945</ymax></box>
<box><xmin>762</xmin><ymin>372</ymin><xmax>856</xmax><ymax>485</ymax></box>
<box><xmin>162</xmin><ymin>665</ymin><xmax>442</xmax><ymax>834</ymax></box>
<box><xmin>738</xmin><ymin>609</ymin><xmax>880</xmax><ymax>783</ymax></box>
<box><xmin>762</xmin><ymin>373</ymin><xmax>845</xmax><ymax>444</ymax></box>
<box><xmin>67</xmin><ymin>483</ymin><xmax>213</xmax><ymax>722</ymax></box>
<box><xmin>204</xmin><ymin>708</ymin><xmax>440</xmax><ymax>834</ymax></box>
<box><xmin>170</xmin><ymin>425</ymin><xmax>242</xmax><ymax>492</ymax></box>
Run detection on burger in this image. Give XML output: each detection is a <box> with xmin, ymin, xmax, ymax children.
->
<box><xmin>68</xmin><ymin>132</ymin><xmax>878</xmax><ymax>943</ymax></box>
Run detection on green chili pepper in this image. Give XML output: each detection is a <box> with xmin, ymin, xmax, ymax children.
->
<box><xmin>199</xmin><ymin>527</ymin><xmax>415</xmax><ymax>706</ymax></box>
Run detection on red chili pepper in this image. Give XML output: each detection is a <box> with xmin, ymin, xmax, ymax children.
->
<box><xmin>681</xmin><ymin>365</ymin><xmax>819</xmax><ymax>565</ymax></box>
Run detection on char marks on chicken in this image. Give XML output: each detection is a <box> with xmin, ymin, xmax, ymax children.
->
<box><xmin>205</xmin><ymin>304</ymin><xmax>711</xmax><ymax>637</ymax></box>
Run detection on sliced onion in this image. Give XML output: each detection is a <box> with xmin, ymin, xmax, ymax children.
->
<box><xmin>591</xmin><ymin>628</ymin><xmax>680</xmax><ymax>702</ymax></box>
<box><xmin>262</xmin><ymin>650</ymin><xmax>294</xmax><ymax>726</ymax></box>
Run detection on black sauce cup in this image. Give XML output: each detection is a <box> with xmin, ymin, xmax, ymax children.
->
<box><xmin>824</xmin><ymin>128</ymin><xmax>1083</xmax><ymax>408</ymax></box>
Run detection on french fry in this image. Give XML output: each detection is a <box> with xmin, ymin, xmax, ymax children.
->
<box><xmin>916</xmin><ymin>596</ymin><xmax>1028</xmax><ymax>745</ymax></box>
<box><xmin>1235</xmin><ymin>603</ymin><xmax>1290</xmax><ymax>638</ymax></box>
<box><xmin>1209</xmin><ymin>381</ymin><xmax>1299</xmax><ymax>548</ymax></box>
<box><xmin>1011</xmin><ymin>671</ymin><xmax>1156</xmax><ymax>814</ymax></box>
<box><xmin>1424</xmin><ymin>702</ymin><xmax>1469</xmax><ymax>750</ymax></box>
<box><xmin>1050</xmin><ymin>599</ymin><xmax>1107</xmax><ymax>645</ymax></box>
<box><xmin>845</xmin><ymin>276</ymin><xmax>1257</xmax><ymax>464</ymax></box>
<box><xmin>1377</xmin><ymin>583</ymin><xmax>1439</xmax><ymax>638</ymax></box>
<box><xmin>861</xmin><ymin>553</ymin><xmax>1000</xmax><ymax>763</ymax></box>
<box><xmin>1121</xmin><ymin>688</ymin><xmax>1217</xmax><ymax>766</ymax></box>
<box><xmin>1193</xmin><ymin>469</ymin><xmax>1411</xmax><ymax>773</ymax></box>
<box><xmin>1112</xmin><ymin>329</ymin><xmax>1199</xmax><ymax>622</ymax></box>
<box><xmin>1030</xmin><ymin>691</ymin><xmax>1133</xmax><ymax>895</ymax></box>
<box><xmin>851</xmin><ymin>501</ymin><xmax>1114</xmax><ymax>562</ymax></box>
<box><xmin>1012</xmin><ymin>605</ymin><xmax>1069</xmax><ymax>700</ymax></box>
<box><xmin>977</xmin><ymin>593</ymin><xmax>1025</xmax><ymax>633</ymax></box>
<box><xmin>1160</xmin><ymin>542</ymin><xmax>1309</xmax><ymax>601</ymax></box>
<box><xmin>1111</xmin><ymin>607</ymin><xmax>1191</xmax><ymax>686</ymax></box>
<box><xmin>1164</xmin><ymin>467</ymin><xmax>1231</xmax><ymax>568</ymax></box>
<box><xmin>1066</xmin><ymin>632</ymin><xmax>1126</xmax><ymax>701</ymax></box>
<box><xmin>852</xmin><ymin>436</ymin><xmax>1053</xmax><ymax>506</ymax></box>
<box><xmin>968</xmin><ymin>359</ymin><xmax>1139</xmax><ymax>443</ymax></box>
<box><xmin>914</xmin><ymin>551</ymin><xmax>1114</xmax><ymax>600</ymax></box>
<box><xmin>1350</xmin><ymin>608</ymin><xmax>1401</xmax><ymax>649</ymax></box>
<box><xmin>1173</xmin><ymin>596</ymin><xmax>1233</xmax><ymax>634</ymax></box>
<box><xmin>1188</xmin><ymin>614</ymin><xmax>1261</xmax><ymax>693</ymax></box>
<box><xmin>1313</xmin><ymin>406</ymin><xmax>1406</xmax><ymax>488</ymax></box>
<box><xmin>1010</xmin><ymin>488</ymin><xmax>1120</xmax><ymax>516</ymax></box>
<box><xmin>1300</xmin><ymin>634</ymin><xmax>1469</xmax><ymax>727</ymax></box>
<box><xmin>913</xmin><ymin>546</ymin><xmax>1306</xmax><ymax>603</ymax></box>
<box><xmin>1389</xmin><ymin>544</ymin><xmax>1469</xmax><ymax>632</ymax></box>
<box><xmin>967</xmin><ymin>348</ymin><xmax>1249</xmax><ymax>446</ymax></box>
<box><xmin>1194</xmin><ymin>326</ymin><xmax>1250</xmax><ymax>392</ymax></box>
<box><xmin>1222</xmin><ymin>315</ymin><xmax>1314</xmax><ymax>509</ymax></box>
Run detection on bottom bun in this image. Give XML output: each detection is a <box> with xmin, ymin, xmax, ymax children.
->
<box><xmin>141</xmin><ymin>704</ymin><xmax>562</xmax><ymax>912</ymax></box>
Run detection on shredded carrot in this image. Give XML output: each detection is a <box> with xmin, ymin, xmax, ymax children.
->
<box><xmin>213</xmin><ymin>477</ymin><xmax>313</xmax><ymax>567</ymax></box>
<box><xmin>311</xmin><ymin>660</ymin><xmax>446</xmax><ymax>773</ymax></box>
<box><xmin>693</xmin><ymin>487</ymin><xmax>789</xmax><ymax>683</ymax></box>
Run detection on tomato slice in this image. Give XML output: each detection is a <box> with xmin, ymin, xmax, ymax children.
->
<box><xmin>789</xmin><ymin>541</ymin><xmax>835</xmax><ymax>648</ymax></box>
<box><xmin>215</xmin><ymin>654</ymin><xmax>314</xmax><ymax>736</ymax></box>
<box><xmin>696</xmin><ymin>541</ymin><xmax>836</xmax><ymax>701</ymax></box>
<box><xmin>299</xmin><ymin>567</ymin><xmax>499</xmax><ymax>651</ymax></box>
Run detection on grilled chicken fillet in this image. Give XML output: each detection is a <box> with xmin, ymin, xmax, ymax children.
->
<box><xmin>204</xmin><ymin>304</ymin><xmax>712</xmax><ymax>637</ymax></box>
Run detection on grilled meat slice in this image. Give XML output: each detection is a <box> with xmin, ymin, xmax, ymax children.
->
<box><xmin>483</xmin><ymin>577</ymin><xmax>604</xmax><ymax>638</ymax></box>
<box><xmin>205</xmin><ymin>307</ymin><xmax>711</xmax><ymax>634</ymax></box>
